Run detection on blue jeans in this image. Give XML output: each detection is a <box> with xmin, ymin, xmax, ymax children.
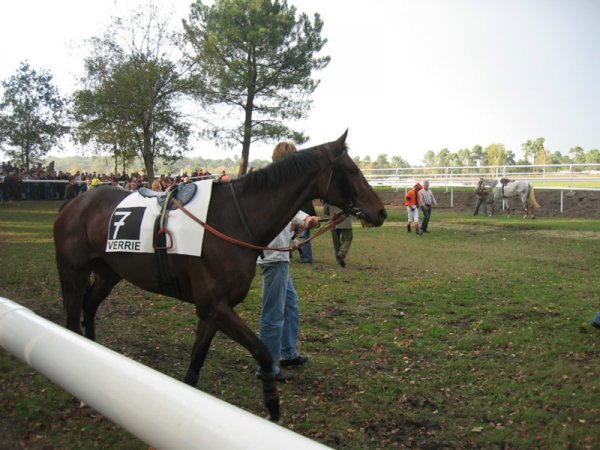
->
<box><xmin>299</xmin><ymin>228</ymin><xmax>312</xmax><ymax>262</ymax></box>
<box><xmin>258</xmin><ymin>262</ymin><xmax>300</xmax><ymax>374</ymax></box>
<box><xmin>421</xmin><ymin>205</ymin><xmax>432</xmax><ymax>232</ymax></box>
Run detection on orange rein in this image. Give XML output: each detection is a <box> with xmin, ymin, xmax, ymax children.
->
<box><xmin>171</xmin><ymin>198</ymin><xmax>347</xmax><ymax>253</ymax></box>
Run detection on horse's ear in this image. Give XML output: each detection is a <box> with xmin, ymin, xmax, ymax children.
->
<box><xmin>335</xmin><ymin>128</ymin><xmax>348</xmax><ymax>149</ymax></box>
<box><xmin>323</xmin><ymin>129</ymin><xmax>349</xmax><ymax>161</ymax></box>
<box><xmin>327</xmin><ymin>129</ymin><xmax>349</xmax><ymax>160</ymax></box>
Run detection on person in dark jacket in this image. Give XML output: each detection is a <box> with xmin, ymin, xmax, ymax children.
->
<box><xmin>64</xmin><ymin>176</ymin><xmax>79</xmax><ymax>200</ymax></box>
<box><xmin>323</xmin><ymin>203</ymin><xmax>353</xmax><ymax>267</ymax></box>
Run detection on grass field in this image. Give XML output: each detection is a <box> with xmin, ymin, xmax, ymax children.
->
<box><xmin>1</xmin><ymin>200</ymin><xmax>599</xmax><ymax>449</ymax></box>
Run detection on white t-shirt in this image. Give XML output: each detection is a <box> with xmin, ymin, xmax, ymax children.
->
<box><xmin>257</xmin><ymin>211</ymin><xmax>308</xmax><ymax>264</ymax></box>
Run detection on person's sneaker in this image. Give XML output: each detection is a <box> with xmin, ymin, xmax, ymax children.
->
<box><xmin>336</xmin><ymin>254</ymin><xmax>346</xmax><ymax>267</ymax></box>
<box><xmin>256</xmin><ymin>370</ymin><xmax>294</xmax><ymax>382</ymax></box>
<box><xmin>280</xmin><ymin>355</ymin><xmax>309</xmax><ymax>367</ymax></box>
<box><xmin>592</xmin><ymin>321</ymin><xmax>600</xmax><ymax>330</ymax></box>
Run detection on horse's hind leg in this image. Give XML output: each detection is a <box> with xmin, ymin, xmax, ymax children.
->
<box><xmin>56</xmin><ymin>255</ymin><xmax>92</xmax><ymax>336</ymax></box>
<box><xmin>82</xmin><ymin>263</ymin><xmax>122</xmax><ymax>340</ymax></box>
<box><xmin>522</xmin><ymin>195</ymin><xmax>529</xmax><ymax>218</ymax></box>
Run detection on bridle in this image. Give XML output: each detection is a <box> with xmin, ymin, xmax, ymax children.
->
<box><xmin>324</xmin><ymin>149</ymin><xmax>366</xmax><ymax>220</ymax></box>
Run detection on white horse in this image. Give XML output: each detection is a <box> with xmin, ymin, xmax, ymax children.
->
<box><xmin>478</xmin><ymin>178</ymin><xmax>540</xmax><ymax>219</ymax></box>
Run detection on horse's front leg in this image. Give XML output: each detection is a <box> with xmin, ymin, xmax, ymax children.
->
<box><xmin>502</xmin><ymin>201</ymin><xmax>510</xmax><ymax>218</ymax></box>
<box><xmin>487</xmin><ymin>199</ymin><xmax>495</xmax><ymax>217</ymax></box>
<box><xmin>184</xmin><ymin>318</ymin><xmax>218</xmax><ymax>386</ymax></box>
<box><xmin>213</xmin><ymin>304</ymin><xmax>280</xmax><ymax>421</ymax></box>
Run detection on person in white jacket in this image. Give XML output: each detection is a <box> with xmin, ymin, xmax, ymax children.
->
<box><xmin>256</xmin><ymin>142</ymin><xmax>320</xmax><ymax>381</ymax></box>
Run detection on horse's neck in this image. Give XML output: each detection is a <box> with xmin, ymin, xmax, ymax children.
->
<box><xmin>237</xmin><ymin>173</ymin><xmax>319</xmax><ymax>247</ymax></box>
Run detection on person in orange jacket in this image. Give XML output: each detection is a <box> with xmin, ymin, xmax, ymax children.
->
<box><xmin>405</xmin><ymin>182</ymin><xmax>423</xmax><ymax>235</ymax></box>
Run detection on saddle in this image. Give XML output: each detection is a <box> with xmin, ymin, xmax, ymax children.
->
<box><xmin>137</xmin><ymin>182</ymin><xmax>199</xmax><ymax>298</ymax></box>
<box><xmin>138</xmin><ymin>182</ymin><xmax>198</xmax><ymax>210</ymax></box>
<box><xmin>499</xmin><ymin>178</ymin><xmax>515</xmax><ymax>198</ymax></box>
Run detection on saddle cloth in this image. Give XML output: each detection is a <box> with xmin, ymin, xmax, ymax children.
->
<box><xmin>106</xmin><ymin>179</ymin><xmax>213</xmax><ymax>256</ymax></box>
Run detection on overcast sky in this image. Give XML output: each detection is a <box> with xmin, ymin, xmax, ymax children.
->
<box><xmin>1</xmin><ymin>0</ymin><xmax>599</xmax><ymax>165</ymax></box>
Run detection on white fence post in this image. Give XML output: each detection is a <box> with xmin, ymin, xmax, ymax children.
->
<box><xmin>0</xmin><ymin>297</ymin><xmax>330</xmax><ymax>450</ymax></box>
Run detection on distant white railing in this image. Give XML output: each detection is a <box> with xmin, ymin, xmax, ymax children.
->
<box><xmin>368</xmin><ymin>163</ymin><xmax>600</xmax><ymax>212</ymax></box>
<box><xmin>363</xmin><ymin>163</ymin><xmax>600</xmax><ymax>189</ymax></box>
<box><xmin>0</xmin><ymin>297</ymin><xmax>330</xmax><ymax>450</ymax></box>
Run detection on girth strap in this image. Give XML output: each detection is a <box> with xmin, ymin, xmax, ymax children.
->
<box><xmin>153</xmin><ymin>185</ymin><xmax>181</xmax><ymax>298</ymax></box>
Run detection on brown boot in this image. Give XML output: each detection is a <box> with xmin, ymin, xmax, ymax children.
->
<box><xmin>407</xmin><ymin>224</ymin><xmax>411</xmax><ymax>233</ymax></box>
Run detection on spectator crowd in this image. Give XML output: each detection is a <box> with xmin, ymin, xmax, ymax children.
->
<box><xmin>1</xmin><ymin>160</ymin><xmax>220</xmax><ymax>201</ymax></box>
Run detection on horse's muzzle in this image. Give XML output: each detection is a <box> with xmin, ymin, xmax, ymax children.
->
<box><xmin>374</xmin><ymin>208</ymin><xmax>387</xmax><ymax>226</ymax></box>
<box><xmin>359</xmin><ymin>208</ymin><xmax>387</xmax><ymax>227</ymax></box>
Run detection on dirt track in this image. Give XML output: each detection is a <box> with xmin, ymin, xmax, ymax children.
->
<box><xmin>378</xmin><ymin>188</ymin><xmax>600</xmax><ymax>219</ymax></box>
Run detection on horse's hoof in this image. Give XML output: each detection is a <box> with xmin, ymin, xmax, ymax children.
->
<box><xmin>183</xmin><ymin>370</ymin><xmax>199</xmax><ymax>386</ymax></box>
<box><xmin>266</xmin><ymin>399</ymin><xmax>280</xmax><ymax>422</ymax></box>
<box><xmin>262</xmin><ymin>378</ymin><xmax>280</xmax><ymax>421</ymax></box>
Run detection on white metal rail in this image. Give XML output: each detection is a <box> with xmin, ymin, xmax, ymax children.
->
<box><xmin>0</xmin><ymin>297</ymin><xmax>330</xmax><ymax>450</ymax></box>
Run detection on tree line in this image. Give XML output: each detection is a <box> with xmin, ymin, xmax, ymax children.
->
<box><xmin>0</xmin><ymin>0</ymin><xmax>328</xmax><ymax>180</ymax></box>
<box><xmin>2</xmin><ymin>1</ymin><xmax>598</xmax><ymax>178</ymax></box>
<box><xmin>43</xmin><ymin>136</ymin><xmax>600</xmax><ymax>179</ymax></box>
<box><xmin>418</xmin><ymin>139</ymin><xmax>600</xmax><ymax>169</ymax></box>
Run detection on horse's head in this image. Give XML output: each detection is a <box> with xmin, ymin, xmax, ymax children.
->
<box><xmin>477</xmin><ymin>177</ymin><xmax>497</xmax><ymax>190</ymax></box>
<box><xmin>318</xmin><ymin>130</ymin><xmax>387</xmax><ymax>227</ymax></box>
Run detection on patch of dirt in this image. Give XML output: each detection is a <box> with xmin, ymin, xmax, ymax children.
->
<box><xmin>378</xmin><ymin>188</ymin><xmax>600</xmax><ymax>218</ymax></box>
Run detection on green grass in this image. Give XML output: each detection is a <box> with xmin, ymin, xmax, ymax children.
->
<box><xmin>1</xmin><ymin>200</ymin><xmax>599</xmax><ymax>449</ymax></box>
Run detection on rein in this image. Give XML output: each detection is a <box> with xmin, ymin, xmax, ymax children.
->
<box><xmin>171</xmin><ymin>198</ymin><xmax>347</xmax><ymax>253</ymax></box>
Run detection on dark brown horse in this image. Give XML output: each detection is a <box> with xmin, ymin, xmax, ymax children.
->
<box><xmin>53</xmin><ymin>131</ymin><xmax>387</xmax><ymax>421</ymax></box>
<box><xmin>2</xmin><ymin>173</ymin><xmax>23</xmax><ymax>203</ymax></box>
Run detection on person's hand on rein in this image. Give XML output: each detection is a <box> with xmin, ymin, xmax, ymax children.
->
<box><xmin>292</xmin><ymin>216</ymin><xmax>320</xmax><ymax>234</ymax></box>
<box><xmin>304</xmin><ymin>216</ymin><xmax>320</xmax><ymax>229</ymax></box>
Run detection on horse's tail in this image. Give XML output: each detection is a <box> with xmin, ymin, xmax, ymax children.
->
<box><xmin>529</xmin><ymin>185</ymin><xmax>540</xmax><ymax>209</ymax></box>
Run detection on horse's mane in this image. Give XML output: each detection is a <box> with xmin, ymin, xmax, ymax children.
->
<box><xmin>237</xmin><ymin>145</ymin><xmax>331</xmax><ymax>191</ymax></box>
